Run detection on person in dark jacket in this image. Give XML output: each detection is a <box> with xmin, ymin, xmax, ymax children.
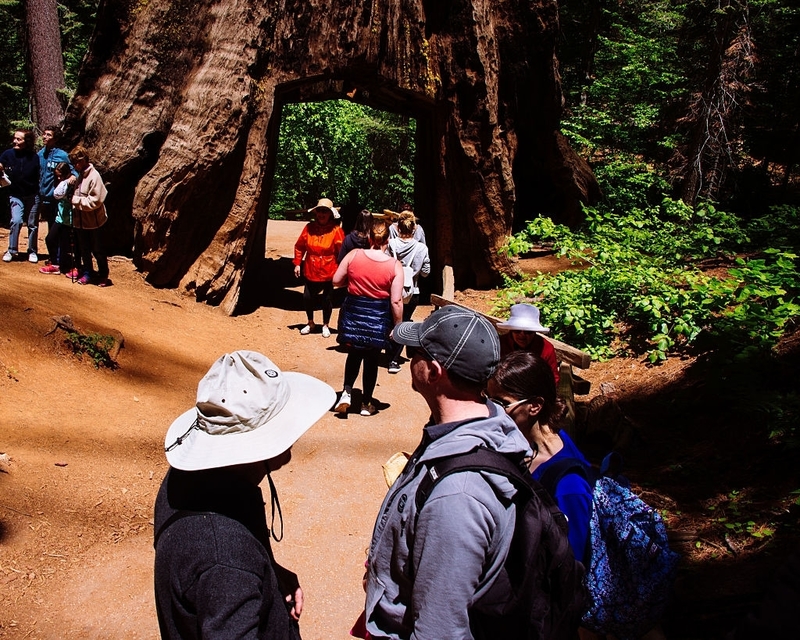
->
<box><xmin>154</xmin><ymin>350</ymin><xmax>335</xmax><ymax>640</ymax></box>
<box><xmin>337</xmin><ymin>209</ymin><xmax>372</xmax><ymax>263</ymax></box>
<box><xmin>1</xmin><ymin>129</ymin><xmax>40</xmax><ymax>263</ymax></box>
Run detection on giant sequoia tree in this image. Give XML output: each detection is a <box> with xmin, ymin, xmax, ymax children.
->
<box><xmin>64</xmin><ymin>0</ymin><xmax>597</xmax><ymax>314</ymax></box>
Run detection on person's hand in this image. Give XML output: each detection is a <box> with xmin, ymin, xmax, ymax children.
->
<box><xmin>294</xmin><ymin>264</ymin><xmax>301</xmax><ymax>278</ymax></box>
<box><xmin>67</xmin><ymin>175</ymin><xmax>78</xmax><ymax>186</ymax></box>
<box><xmin>286</xmin><ymin>586</ymin><xmax>304</xmax><ymax>621</ymax></box>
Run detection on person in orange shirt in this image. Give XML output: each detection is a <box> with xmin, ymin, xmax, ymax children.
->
<box><xmin>293</xmin><ymin>198</ymin><xmax>345</xmax><ymax>338</ymax></box>
<box><xmin>496</xmin><ymin>304</ymin><xmax>560</xmax><ymax>385</ymax></box>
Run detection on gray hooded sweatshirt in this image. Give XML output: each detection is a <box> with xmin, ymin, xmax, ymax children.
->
<box><xmin>365</xmin><ymin>401</ymin><xmax>532</xmax><ymax>639</ymax></box>
<box><xmin>387</xmin><ymin>237</ymin><xmax>431</xmax><ymax>295</ymax></box>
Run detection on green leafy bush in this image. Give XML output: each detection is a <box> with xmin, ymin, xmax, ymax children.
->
<box><xmin>64</xmin><ymin>332</ymin><xmax>118</xmax><ymax>369</ymax></box>
<box><xmin>498</xmin><ymin>189</ymin><xmax>799</xmax><ymax>361</ymax></box>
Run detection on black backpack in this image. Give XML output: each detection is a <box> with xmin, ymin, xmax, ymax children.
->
<box><xmin>414</xmin><ymin>447</ymin><xmax>586</xmax><ymax>640</ymax></box>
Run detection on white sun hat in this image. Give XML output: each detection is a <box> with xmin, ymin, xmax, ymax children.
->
<box><xmin>495</xmin><ymin>303</ymin><xmax>550</xmax><ymax>334</ymax></box>
<box><xmin>309</xmin><ymin>197</ymin><xmax>341</xmax><ymax>219</ymax></box>
<box><xmin>164</xmin><ymin>350</ymin><xmax>335</xmax><ymax>471</ymax></box>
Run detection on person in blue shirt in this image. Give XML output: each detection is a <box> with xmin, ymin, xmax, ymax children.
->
<box><xmin>35</xmin><ymin>126</ymin><xmax>73</xmax><ymax>268</ymax></box>
<box><xmin>486</xmin><ymin>350</ymin><xmax>593</xmax><ymax>564</ymax></box>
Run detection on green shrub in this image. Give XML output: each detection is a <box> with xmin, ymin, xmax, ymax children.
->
<box><xmin>64</xmin><ymin>331</ymin><xmax>118</xmax><ymax>369</ymax></box>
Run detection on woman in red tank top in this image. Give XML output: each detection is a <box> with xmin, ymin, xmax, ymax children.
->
<box><xmin>332</xmin><ymin>220</ymin><xmax>403</xmax><ymax>416</ymax></box>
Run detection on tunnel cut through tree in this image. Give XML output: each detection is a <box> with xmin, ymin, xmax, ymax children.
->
<box><xmin>64</xmin><ymin>0</ymin><xmax>598</xmax><ymax>314</ymax></box>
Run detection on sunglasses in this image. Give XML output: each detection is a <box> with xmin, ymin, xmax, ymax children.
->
<box><xmin>482</xmin><ymin>392</ymin><xmax>529</xmax><ymax>412</ymax></box>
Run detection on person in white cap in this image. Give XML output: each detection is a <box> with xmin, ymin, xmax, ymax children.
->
<box><xmin>293</xmin><ymin>197</ymin><xmax>345</xmax><ymax>338</ymax></box>
<box><xmin>153</xmin><ymin>350</ymin><xmax>334</xmax><ymax>640</ymax></box>
<box><xmin>496</xmin><ymin>303</ymin><xmax>560</xmax><ymax>384</ymax></box>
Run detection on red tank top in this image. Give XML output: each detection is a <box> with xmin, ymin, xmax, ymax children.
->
<box><xmin>347</xmin><ymin>250</ymin><xmax>397</xmax><ymax>299</ymax></box>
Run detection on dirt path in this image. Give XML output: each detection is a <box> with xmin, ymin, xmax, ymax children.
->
<box><xmin>4</xmin><ymin>220</ymin><xmax>796</xmax><ymax>639</ymax></box>
<box><xmin>0</xmin><ymin>221</ymin><xmax>439</xmax><ymax>639</ymax></box>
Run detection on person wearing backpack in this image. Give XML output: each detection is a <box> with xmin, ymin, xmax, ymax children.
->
<box><xmin>386</xmin><ymin>211</ymin><xmax>430</xmax><ymax>374</ymax></box>
<box><xmin>362</xmin><ymin>307</ymin><xmax>583</xmax><ymax>639</ymax></box>
<box><xmin>488</xmin><ymin>351</ymin><xmax>678</xmax><ymax>640</ymax></box>
<box><xmin>487</xmin><ymin>351</ymin><xmax>593</xmax><ymax>563</ymax></box>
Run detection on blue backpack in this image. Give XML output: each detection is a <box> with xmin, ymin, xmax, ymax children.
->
<box><xmin>541</xmin><ymin>455</ymin><xmax>679</xmax><ymax>640</ymax></box>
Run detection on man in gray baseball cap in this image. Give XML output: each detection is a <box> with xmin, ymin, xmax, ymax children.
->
<box><xmin>361</xmin><ymin>306</ymin><xmax>533</xmax><ymax>638</ymax></box>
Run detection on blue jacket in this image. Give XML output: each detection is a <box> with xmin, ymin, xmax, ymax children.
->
<box><xmin>365</xmin><ymin>401</ymin><xmax>532</xmax><ymax>639</ymax></box>
<box><xmin>0</xmin><ymin>148</ymin><xmax>39</xmax><ymax>199</ymax></box>
<box><xmin>38</xmin><ymin>146</ymin><xmax>72</xmax><ymax>200</ymax></box>
<box><xmin>531</xmin><ymin>431</ymin><xmax>593</xmax><ymax>564</ymax></box>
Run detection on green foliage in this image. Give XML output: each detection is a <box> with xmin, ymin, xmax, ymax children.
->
<box><xmin>64</xmin><ymin>331</ymin><xmax>117</xmax><ymax>369</ymax></box>
<box><xmin>269</xmin><ymin>100</ymin><xmax>415</xmax><ymax>216</ymax></box>
<box><xmin>498</xmin><ymin>160</ymin><xmax>800</xmax><ymax>361</ymax></box>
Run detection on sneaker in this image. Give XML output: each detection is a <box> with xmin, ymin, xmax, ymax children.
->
<box><xmin>334</xmin><ymin>390</ymin><xmax>351</xmax><ymax>414</ymax></box>
<box><xmin>300</xmin><ymin>324</ymin><xmax>314</xmax><ymax>335</ymax></box>
<box><xmin>388</xmin><ymin>361</ymin><xmax>401</xmax><ymax>374</ymax></box>
<box><xmin>39</xmin><ymin>264</ymin><xmax>61</xmax><ymax>275</ymax></box>
<box><xmin>77</xmin><ymin>274</ymin><xmax>92</xmax><ymax>285</ymax></box>
<box><xmin>360</xmin><ymin>402</ymin><xmax>377</xmax><ymax>416</ymax></box>
<box><xmin>96</xmin><ymin>278</ymin><xmax>112</xmax><ymax>288</ymax></box>
<box><xmin>321</xmin><ymin>325</ymin><xmax>331</xmax><ymax>338</ymax></box>
<box><xmin>64</xmin><ymin>268</ymin><xmax>80</xmax><ymax>279</ymax></box>
<box><xmin>28</xmin><ymin>252</ymin><xmax>38</xmax><ymax>263</ymax></box>
<box><xmin>2</xmin><ymin>251</ymin><xmax>13</xmax><ymax>263</ymax></box>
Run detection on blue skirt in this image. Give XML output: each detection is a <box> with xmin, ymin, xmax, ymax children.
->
<box><xmin>337</xmin><ymin>295</ymin><xmax>393</xmax><ymax>350</ymax></box>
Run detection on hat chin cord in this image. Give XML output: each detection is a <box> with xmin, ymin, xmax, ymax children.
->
<box><xmin>265</xmin><ymin>469</ymin><xmax>284</xmax><ymax>542</ymax></box>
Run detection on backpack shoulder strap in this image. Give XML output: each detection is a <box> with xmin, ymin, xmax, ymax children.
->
<box><xmin>538</xmin><ymin>457</ymin><xmax>592</xmax><ymax>499</ymax></box>
<box><xmin>415</xmin><ymin>447</ymin><xmax>536</xmax><ymax>515</ymax></box>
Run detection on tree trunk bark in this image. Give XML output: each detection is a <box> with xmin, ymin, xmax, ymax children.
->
<box><xmin>25</xmin><ymin>0</ymin><xmax>66</xmax><ymax>127</ymax></box>
<box><xmin>64</xmin><ymin>0</ymin><xmax>597</xmax><ymax>313</ymax></box>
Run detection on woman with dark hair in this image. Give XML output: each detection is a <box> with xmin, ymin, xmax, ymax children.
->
<box><xmin>486</xmin><ymin>350</ymin><xmax>593</xmax><ymax>564</ymax></box>
<box><xmin>337</xmin><ymin>209</ymin><xmax>373</xmax><ymax>263</ymax></box>
<box><xmin>332</xmin><ymin>220</ymin><xmax>403</xmax><ymax>416</ymax></box>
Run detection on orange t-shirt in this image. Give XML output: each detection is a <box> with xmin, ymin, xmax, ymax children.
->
<box><xmin>293</xmin><ymin>222</ymin><xmax>345</xmax><ymax>282</ymax></box>
<box><xmin>346</xmin><ymin>250</ymin><xmax>397</xmax><ymax>299</ymax></box>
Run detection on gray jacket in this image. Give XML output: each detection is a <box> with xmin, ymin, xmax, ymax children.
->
<box><xmin>387</xmin><ymin>238</ymin><xmax>431</xmax><ymax>295</ymax></box>
<box><xmin>365</xmin><ymin>401</ymin><xmax>532</xmax><ymax>639</ymax></box>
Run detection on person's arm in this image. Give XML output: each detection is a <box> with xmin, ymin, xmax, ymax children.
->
<box><xmin>333</xmin><ymin>226</ymin><xmax>345</xmax><ymax>261</ymax></box>
<box><xmin>418</xmin><ymin>246</ymin><xmax>431</xmax><ymax>278</ymax></box>
<box><xmin>538</xmin><ymin>337</ymin><xmax>560</xmax><ymax>385</ymax></box>
<box><xmin>293</xmin><ymin>225</ymin><xmax>309</xmax><ymax>278</ymax></box>
<box><xmin>410</xmin><ymin>490</ymin><xmax>499</xmax><ymax>639</ymax></box>
<box><xmin>72</xmin><ymin>172</ymin><xmax>106</xmax><ymax>211</ymax></box>
<box><xmin>194</xmin><ymin>565</ymin><xmax>272</xmax><ymax>639</ymax></box>
<box><xmin>53</xmin><ymin>180</ymin><xmax>70</xmax><ymax>200</ymax></box>
<box><xmin>333</xmin><ymin>251</ymin><xmax>354</xmax><ymax>288</ymax></box>
<box><xmin>554</xmin><ymin>474</ymin><xmax>593</xmax><ymax>565</ymax></box>
<box><xmin>390</xmin><ymin>260</ymin><xmax>404</xmax><ymax>325</ymax></box>
<box><xmin>273</xmin><ymin>562</ymin><xmax>304</xmax><ymax>621</ymax></box>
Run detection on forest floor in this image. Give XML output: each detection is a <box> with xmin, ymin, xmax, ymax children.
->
<box><xmin>1</xmin><ymin>220</ymin><xmax>798</xmax><ymax>639</ymax></box>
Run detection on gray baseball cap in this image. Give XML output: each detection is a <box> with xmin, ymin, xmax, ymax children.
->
<box><xmin>393</xmin><ymin>306</ymin><xmax>500</xmax><ymax>383</ymax></box>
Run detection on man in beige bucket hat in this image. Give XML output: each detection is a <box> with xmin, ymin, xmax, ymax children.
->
<box><xmin>153</xmin><ymin>350</ymin><xmax>334</xmax><ymax>639</ymax></box>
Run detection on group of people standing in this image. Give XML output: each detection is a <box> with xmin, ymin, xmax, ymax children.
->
<box><xmin>0</xmin><ymin>127</ymin><xmax>109</xmax><ymax>286</ymax></box>
<box><xmin>152</xmin><ymin>301</ymin><xmax>601</xmax><ymax>639</ymax></box>
<box><xmin>293</xmin><ymin>198</ymin><xmax>431</xmax><ymax>417</ymax></box>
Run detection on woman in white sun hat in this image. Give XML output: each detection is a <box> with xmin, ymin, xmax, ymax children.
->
<box><xmin>496</xmin><ymin>303</ymin><xmax>560</xmax><ymax>384</ymax></box>
<box><xmin>154</xmin><ymin>350</ymin><xmax>334</xmax><ymax>640</ymax></box>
